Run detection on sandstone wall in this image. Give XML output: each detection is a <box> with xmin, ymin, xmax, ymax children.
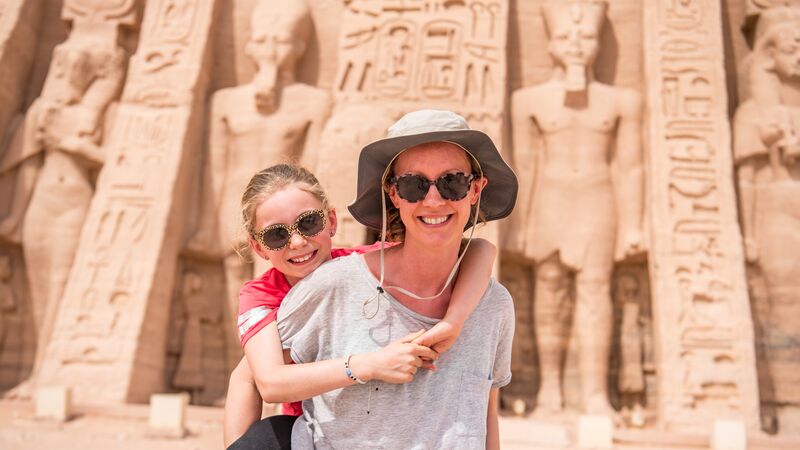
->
<box><xmin>0</xmin><ymin>0</ymin><xmax>798</xmax><ymax>438</ymax></box>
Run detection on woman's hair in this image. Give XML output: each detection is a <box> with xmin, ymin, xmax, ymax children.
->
<box><xmin>382</xmin><ymin>145</ymin><xmax>486</xmax><ymax>241</ymax></box>
<box><xmin>240</xmin><ymin>163</ymin><xmax>329</xmax><ymax>240</ymax></box>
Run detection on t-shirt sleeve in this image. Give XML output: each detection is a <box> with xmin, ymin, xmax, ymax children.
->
<box><xmin>238</xmin><ymin>269</ymin><xmax>290</xmax><ymax>348</ymax></box>
<box><xmin>276</xmin><ymin>276</ymin><xmax>327</xmax><ymax>364</ymax></box>
<box><xmin>491</xmin><ymin>283</ymin><xmax>515</xmax><ymax>388</ymax></box>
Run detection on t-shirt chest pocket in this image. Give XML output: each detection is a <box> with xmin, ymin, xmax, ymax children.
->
<box><xmin>456</xmin><ymin>371</ymin><xmax>492</xmax><ymax>438</ymax></box>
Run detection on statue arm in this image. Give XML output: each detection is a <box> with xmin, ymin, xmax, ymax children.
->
<box><xmin>732</xmin><ymin>103</ymin><xmax>766</xmax><ymax>263</ymax></box>
<box><xmin>614</xmin><ymin>89</ymin><xmax>645</xmax><ymax>259</ymax></box>
<box><xmin>208</xmin><ymin>93</ymin><xmax>230</xmax><ymax>217</ymax></box>
<box><xmin>185</xmin><ymin>92</ymin><xmax>229</xmax><ymax>255</ymax></box>
<box><xmin>736</xmin><ymin>159</ymin><xmax>758</xmax><ymax>262</ymax></box>
<box><xmin>506</xmin><ymin>89</ymin><xmax>539</xmax><ymax>254</ymax></box>
<box><xmin>300</xmin><ymin>92</ymin><xmax>333</xmax><ymax>171</ymax></box>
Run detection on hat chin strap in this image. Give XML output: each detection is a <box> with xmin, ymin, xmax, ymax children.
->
<box><xmin>362</xmin><ymin>162</ymin><xmax>483</xmax><ymax>319</ymax></box>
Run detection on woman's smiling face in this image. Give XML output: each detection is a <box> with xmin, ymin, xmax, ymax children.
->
<box><xmin>388</xmin><ymin>142</ymin><xmax>485</xmax><ymax>248</ymax></box>
<box><xmin>249</xmin><ymin>185</ymin><xmax>337</xmax><ymax>285</ymax></box>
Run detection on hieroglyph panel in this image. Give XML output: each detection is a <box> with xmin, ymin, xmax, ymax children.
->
<box><xmin>38</xmin><ymin>0</ymin><xmax>217</xmax><ymax>404</ymax></box>
<box><xmin>335</xmin><ymin>0</ymin><xmax>508</xmax><ymax>136</ymax></box>
<box><xmin>642</xmin><ymin>0</ymin><xmax>761</xmax><ymax>432</ymax></box>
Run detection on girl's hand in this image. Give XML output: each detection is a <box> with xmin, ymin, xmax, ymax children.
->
<box><xmin>412</xmin><ymin>319</ymin><xmax>463</xmax><ymax>355</ymax></box>
<box><xmin>350</xmin><ymin>330</ymin><xmax>438</xmax><ymax>384</ymax></box>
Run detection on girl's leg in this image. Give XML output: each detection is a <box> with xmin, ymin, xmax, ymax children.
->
<box><xmin>227</xmin><ymin>415</ymin><xmax>298</xmax><ymax>450</ymax></box>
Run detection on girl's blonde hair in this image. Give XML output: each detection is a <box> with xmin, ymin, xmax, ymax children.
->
<box><xmin>240</xmin><ymin>164</ymin><xmax>329</xmax><ymax>246</ymax></box>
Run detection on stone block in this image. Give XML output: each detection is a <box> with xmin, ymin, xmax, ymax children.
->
<box><xmin>35</xmin><ymin>386</ymin><xmax>71</xmax><ymax>422</ymax></box>
<box><xmin>148</xmin><ymin>393</ymin><xmax>189</xmax><ymax>438</ymax></box>
<box><xmin>711</xmin><ymin>419</ymin><xmax>747</xmax><ymax>450</ymax></box>
<box><xmin>577</xmin><ymin>414</ymin><xmax>613</xmax><ymax>449</ymax></box>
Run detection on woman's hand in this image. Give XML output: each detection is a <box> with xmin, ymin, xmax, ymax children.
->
<box><xmin>350</xmin><ymin>330</ymin><xmax>438</xmax><ymax>384</ymax></box>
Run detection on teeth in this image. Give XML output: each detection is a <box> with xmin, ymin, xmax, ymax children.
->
<box><xmin>290</xmin><ymin>253</ymin><xmax>313</xmax><ymax>263</ymax></box>
<box><xmin>421</xmin><ymin>216</ymin><xmax>448</xmax><ymax>225</ymax></box>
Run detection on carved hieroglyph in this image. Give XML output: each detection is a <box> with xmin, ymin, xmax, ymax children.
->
<box><xmin>642</xmin><ymin>0</ymin><xmax>761</xmax><ymax>431</ymax></box>
<box><xmin>733</xmin><ymin>5</ymin><xmax>800</xmax><ymax>420</ymax></box>
<box><xmin>509</xmin><ymin>0</ymin><xmax>645</xmax><ymax>415</ymax></box>
<box><xmin>36</xmin><ymin>0</ymin><xmax>217</xmax><ymax>404</ymax></box>
<box><xmin>189</xmin><ymin>0</ymin><xmax>332</xmax><ymax>369</ymax></box>
<box><xmin>315</xmin><ymin>0</ymin><xmax>509</xmax><ymax>247</ymax></box>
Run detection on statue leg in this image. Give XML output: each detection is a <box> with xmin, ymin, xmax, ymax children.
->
<box><xmin>22</xmin><ymin>152</ymin><xmax>93</xmax><ymax>382</ymax></box>
<box><xmin>574</xmin><ymin>265</ymin><xmax>614</xmax><ymax>414</ymax></box>
<box><xmin>534</xmin><ymin>256</ymin><xmax>571</xmax><ymax>413</ymax></box>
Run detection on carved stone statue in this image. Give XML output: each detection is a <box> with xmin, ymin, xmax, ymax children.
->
<box><xmin>510</xmin><ymin>0</ymin><xmax>644</xmax><ymax>414</ymax></box>
<box><xmin>171</xmin><ymin>271</ymin><xmax>222</xmax><ymax>403</ymax></box>
<box><xmin>190</xmin><ymin>0</ymin><xmax>331</xmax><ymax>357</ymax></box>
<box><xmin>10</xmin><ymin>24</ymin><xmax>128</xmax><ymax>393</ymax></box>
<box><xmin>734</xmin><ymin>6</ymin><xmax>800</xmax><ymax>413</ymax></box>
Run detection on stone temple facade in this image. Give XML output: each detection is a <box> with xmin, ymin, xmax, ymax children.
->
<box><xmin>0</xmin><ymin>0</ymin><xmax>798</xmax><ymax>442</ymax></box>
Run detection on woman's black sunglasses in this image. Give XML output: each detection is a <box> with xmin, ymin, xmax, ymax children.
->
<box><xmin>253</xmin><ymin>209</ymin><xmax>327</xmax><ymax>251</ymax></box>
<box><xmin>389</xmin><ymin>172</ymin><xmax>477</xmax><ymax>203</ymax></box>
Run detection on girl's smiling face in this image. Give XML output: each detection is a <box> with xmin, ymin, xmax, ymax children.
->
<box><xmin>248</xmin><ymin>185</ymin><xmax>337</xmax><ymax>285</ymax></box>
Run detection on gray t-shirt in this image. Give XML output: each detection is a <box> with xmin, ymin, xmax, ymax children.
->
<box><xmin>277</xmin><ymin>252</ymin><xmax>515</xmax><ymax>449</ymax></box>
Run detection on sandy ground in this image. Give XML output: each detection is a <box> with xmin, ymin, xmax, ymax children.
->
<box><xmin>1</xmin><ymin>400</ymin><xmax>799</xmax><ymax>449</ymax></box>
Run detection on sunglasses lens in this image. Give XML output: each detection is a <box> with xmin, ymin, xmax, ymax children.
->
<box><xmin>297</xmin><ymin>211</ymin><xmax>325</xmax><ymax>236</ymax></box>
<box><xmin>262</xmin><ymin>227</ymin><xmax>290</xmax><ymax>249</ymax></box>
<box><xmin>396</xmin><ymin>175</ymin><xmax>429</xmax><ymax>202</ymax></box>
<box><xmin>437</xmin><ymin>173</ymin><xmax>472</xmax><ymax>200</ymax></box>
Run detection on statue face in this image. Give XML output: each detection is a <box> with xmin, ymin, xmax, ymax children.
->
<box><xmin>547</xmin><ymin>17</ymin><xmax>601</xmax><ymax>68</ymax></box>
<box><xmin>770</xmin><ymin>28</ymin><xmax>800</xmax><ymax>81</ymax></box>
<box><xmin>246</xmin><ymin>15</ymin><xmax>304</xmax><ymax>72</ymax></box>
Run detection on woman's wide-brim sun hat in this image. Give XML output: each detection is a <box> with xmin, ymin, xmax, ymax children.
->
<box><xmin>348</xmin><ymin>109</ymin><xmax>518</xmax><ymax>231</ymax></box>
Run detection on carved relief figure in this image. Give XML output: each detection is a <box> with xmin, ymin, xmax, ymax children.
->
<box><xmin>615</xmin><ymin>273</ymin><xmax>649</xmax><ymax>426</ymax></box>
<box><xmin>510</xmin><ymin>0</ymin><xmax>644</xmax><ymax>414</ymax></box>
<box><xmin>8</xmin><ymin>19</ymin><xmax>129</xmax><ymax>392</ymax></box>
<box><xmin>0</xmin><ymin>255</ymin><xmax>16</xmax><ymax>358</ymax></box>
<box><xmin>734</xmin><ymin>6</ymin><xmax>800</xmax><ymax>412</ymax></box>
<box><xmin>193</xmin><ymin>0</ymin><xmax>331</xmax><ymax>348</ymax></box>
<box><xmin>170</xmin><ymin>271</ymin><xmax>224</xmax><ymax>403</ymax></box>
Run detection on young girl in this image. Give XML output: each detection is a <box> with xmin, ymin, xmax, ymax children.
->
<box><xmin>223</xmin><ymin>163</ymin><xmax>496</xmax><ymax>448</ymax></box>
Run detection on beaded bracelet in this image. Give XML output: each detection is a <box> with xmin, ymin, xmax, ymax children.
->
<box><xmin>345</xmin><ymin>354</ymin><xmax>367</xmax><ymax>384</ymax></box>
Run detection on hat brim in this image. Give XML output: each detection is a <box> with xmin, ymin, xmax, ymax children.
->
<box><xmin>348</xmin><ymin>129</ymin><xmax>518</xmax><ymax>231</ymax></box>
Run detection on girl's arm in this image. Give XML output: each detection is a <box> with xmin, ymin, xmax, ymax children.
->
<box><xmin>223</xmin><ymin>357</ymin><xmax>263</xmax><ymax>447</ymax></box>
<box><xmin>486</xmin><ymin>388</ymin><xmax>501</xmax><ymax>450</ymax></box>
<box><xmin>245</xmin><ymin>322</ymin><xmax>437</xmax><ymax>403</ymax></box>
<box><xmin>413</xmin><ymin>238</ymin><xmax>496</xmax><ymax>354</ymax></box>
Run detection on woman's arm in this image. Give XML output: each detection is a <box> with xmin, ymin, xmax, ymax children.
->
<box><xmin>413</xmin><ymin>238</ymin><xmax>496</xmax><ymax>354</ymax></box>
<box><xmin>486</xmin><ymin>388</ymin><xmax>501</xmax><ymax>450</ymax></box>
<box><xmin>223</xmin><ymin>357</ymin><xmax>263</xmax><ymax>447</ymax></box>
<box><xmin>245</xmin><ymin>322</ymin><xmax>437</xmax><ymax>403</ymax></box>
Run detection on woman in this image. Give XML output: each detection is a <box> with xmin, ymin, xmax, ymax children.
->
<box><xmin>276</xmin><ymin>109</ymin><xmax>518</xmax><ymax>449</ymax></box>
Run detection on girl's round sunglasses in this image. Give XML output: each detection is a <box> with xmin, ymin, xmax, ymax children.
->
<box><xmin>253</xmin><ymin>209</ymin><xmax>327</xmax><ymax>251</ymax></box>
<box><xmin>389</xmin><ymin>172</ymin><xmax>477</xmax><ymax>203</ymax></box>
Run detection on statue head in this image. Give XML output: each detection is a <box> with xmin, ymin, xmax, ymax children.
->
<box><xmin>542</xmin><ymin>0</ymin><xmax>607</xmax><ymax>72</ymax></box>
<box><xmin>246</xmin><ymin>0</ymin><xmax>312</xmax><ymax>111</ymax></box>
<box><xmin>754</xmin><ymin>7</ymin><xmax>800</xmax><ymax>83</ymax></box>
<box><xmin>0</xmin><ymin>255</ymin><xmax>10</xmax><ymax>281</ymax></box>
<box><xmin>616</xmin><ymin>273</ymin><xmax>640</xmax><ymax>303</ymax></box>
<box><xmin>182</xmin><ymin>271</ymin><xmax>203</xmax><ymax>296</ymax></box>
